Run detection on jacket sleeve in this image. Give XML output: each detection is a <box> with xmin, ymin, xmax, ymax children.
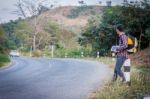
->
<box><xmin>117</xmin><ymin>35</ymin><xmax>128</xmax><ymax>51</ymax></box>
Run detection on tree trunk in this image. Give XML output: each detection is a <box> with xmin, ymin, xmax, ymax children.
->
<box><xmin>138</xmin><ymin>27</ymin><xmax>142</xmax><ymax>52</ymax></box>
<box><xmin>33</xmin><ymin>34</ymin><xmax>36</xmax><ymax>51</ymax></box>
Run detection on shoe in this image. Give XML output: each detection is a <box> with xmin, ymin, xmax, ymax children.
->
<box><xmin>121</xmin><ymin>78</ymin><xmax>126</xmax><ymax>82</ymax></box>
<box><xmin>112</xmin><ymin>74</ymin><xmax>117</xmax><ymax>81</ymax></box>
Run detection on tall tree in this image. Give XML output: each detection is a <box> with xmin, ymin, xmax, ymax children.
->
<box><xmin>14</xmin><ymin>0</ymin><xmax>49</xmax><ymax>51</ymax></box>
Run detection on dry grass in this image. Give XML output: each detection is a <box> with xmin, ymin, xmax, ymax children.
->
<box><xmin>88</xmin><ymin>54</ymin><xmax>150</xmax><ymax>99</ymax></box>
<box><xmin>94</xmin><ymin>67</ymin><xmax>150</xmax><ymax>99</ymax></box>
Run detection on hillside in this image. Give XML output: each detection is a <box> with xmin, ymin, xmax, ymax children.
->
<box><xmin>131</xmin><ymin>47</ymin><xmax>150</xmax><ymax>67</ymax></box>
<box><xmin>33</xmin><ymin>6</ymin><xmax>103</xmax><ymax>49</ymax></box>
<box><xmin>39</xmin><ymin>6</ymin><xmax>103</xmax><ymax>34</ymax></box>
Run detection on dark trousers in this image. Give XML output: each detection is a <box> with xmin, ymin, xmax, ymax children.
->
<box><xmin>112</xmin><ymin>56</ymin><xmax>126</xmax><ymax>81</ymax></box>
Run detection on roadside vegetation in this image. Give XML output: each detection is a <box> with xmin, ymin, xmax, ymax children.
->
<box><xmin>80</xmin><ymin>1</ymin><xmax>150</xmax><ymax>97</ymax></box>
<box><xmin>90</xmin><ymin>48</ymin><xmax>150</xmax><ymax>99</ymax></box>
<box><xmin>95</xmin><ymin>68</ymin><xmax>149</xmax><ymax>99</ymax></box>
<box><xmin>81</xmin><ymin>1</ymin><xmax>150</xmax><ymax>97</ymax></box>
<box><xmin>0</xmin><ymin>0</ymin><xmax>103</xmax><ymax>58</ymax></box>
<box><xmin>0</xmin><ymin>54</ymin><xmax>10</xmax><ymax>67</ymax></box>
<box><xmin>0</xmin><ymin>26</ymin><xmax>11</xmax><ymax>67</ymax></box>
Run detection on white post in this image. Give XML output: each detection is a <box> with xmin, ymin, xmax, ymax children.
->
<box><xmin>65</xmin><ymin>53</ymin><xmax>68</xmax><ymax>58</ymax></box>
<box><xmin>51</xmin><ymin>45</ymin><xmax>54</xmax><ymax>58</ymax></box>
<box><xmin>123</xmin><ymin>58</ymin><xmax>131</xmax><ymax>86</ymax></box>
<box><xmin>112</xmin><ymin>53</ymin><xmax>116</xmax><ymax>61</ymax></box>
<box><xmin>97</xmin><ymin>51</ymin><xmax>100</xmax><ymax>58</ymax></box>
<box><xmin>81</xmin><ymin>52</ymin><xmax>84</xmax><ymax>58</ymax></box>
<box><xmin>30</xmin><ymin>46</ymin><xmax>32</xmax><ymax>57</ymax></box>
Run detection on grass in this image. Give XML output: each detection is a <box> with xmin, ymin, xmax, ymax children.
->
<box><xmin>91</xmin><ymin>57</ymin><xmax>150</xmax><ymax>99</ymax></box>
<box><xmin>97</xmin><ymin>57</ymin><xmax>115</xmax><ymax>68</ymax></box>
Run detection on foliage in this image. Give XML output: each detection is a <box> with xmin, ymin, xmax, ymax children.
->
<box><xmin>0</xmin><ymin>26</ymin><xmax>14</xmax><ymax>53</ymax></box>
<box><xmin>79</xmin><ymin>14</ymin><xmax>116</xmax><ymax>56</ymax></box>
<box><xmin>44</xmin><ymin>20</ymin><xmax>59</xmax><ymax>45</ymax></box>
<box><xmin>79</xmin><ymin>0</ymin><xmax>150</xmax><ymax>56</ymax></box>
<box><xmin>32</xmin><ymin>50</ymin><xmax>42</xmax><ymax>57</ymax></box>
<box><xmin>0</xmin><ymin>26</ymin><xmax>11</xmax><ymax>67</ymax></box>
<box><xmin>0</xmin><ymin>54</ymin><xmax>10</xmax><ymax>62</ymax></box>
<box><xmin>53</xmin><ymin>47</ymin><xmax>91</xmax><ymax>58</ymax></box>
<box><xmin>2</xmin><ymin>20</ymin><xmax>21</xmax><ymax>50</ymax></box>
<box><xmin>145</xmin><ymin>28</ymin><xmax>150</xmax><ymax>46</ymax></box>
<box><xmin>0</xmin><ymin>54</ymin><xmax>10</xmax><ymax>67</ymax></box>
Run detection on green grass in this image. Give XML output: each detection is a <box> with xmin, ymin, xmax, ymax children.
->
<box><xmin>0</xmin><ymin>54</ymin><xmax>10</xmax><ymax>67</ymax></box>
<box><xmin>93</xmin><ymin>57</ymin><xmax>150</xmax><ymax>99</ymax></box>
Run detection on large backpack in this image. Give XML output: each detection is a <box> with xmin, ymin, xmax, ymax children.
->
<box><xmin>126</xmin><ymin>34</ymin><xmax>138</xmax><ymax>53</ymax></box>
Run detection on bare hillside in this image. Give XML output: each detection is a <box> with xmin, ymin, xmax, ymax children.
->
<box><xmin>40</xmin><ymin>6</ymin><xmax>103</xmax><ymax>34</ymax></box>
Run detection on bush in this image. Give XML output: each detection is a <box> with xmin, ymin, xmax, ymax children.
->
<box><xmin>32</xmin><ymin>50</ymin><xmax>42</xmax><ymax>57</ymax></box>
<box><xmin>0</xmin><ymin>54</ymin><xmax>10</xmax><ymax>67</ymax></box>
<box><xmin>0</xmin><ymin>54</ymin><xmax>10</xmax><ymax>62</ymax></box>
<box><xmin>53</xmin><ymin>48</ymin><xmax>91</xmax><ymax>58</ymax></box>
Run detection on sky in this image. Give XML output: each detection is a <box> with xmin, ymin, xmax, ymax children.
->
<box><xmin>0</xmin><ymin>0</ymin><xmax>134</xmax><ymax>23</ymax></box>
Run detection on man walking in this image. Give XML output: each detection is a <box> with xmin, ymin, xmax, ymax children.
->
<box><xmin>112</xmin><ymin>24</ymin><xmax>128</xmax><ymax>82</ymax></box>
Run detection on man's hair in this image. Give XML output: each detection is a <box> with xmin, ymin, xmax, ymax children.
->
<box><xmin>116</xmin><ymin>24</ymin><xmax>124</xmax><ymax>32</ymax></box>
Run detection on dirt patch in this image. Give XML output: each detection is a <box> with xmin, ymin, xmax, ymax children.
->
<box><xmin>130</xmin><ymin>47</ymin><xmax>150</xmax><ymax>68</ymax></box>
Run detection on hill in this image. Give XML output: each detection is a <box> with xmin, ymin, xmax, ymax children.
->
<box><xmin>1</xmin><ymin>5</ymin><xmax>104</xmax><ymax>51</ymax></box>
<box><xmin>39</xmin><ymin>6</ymin><xmax>103</xmax><ymax>34</ymax></box>
<box><xmin>33</xmin><ymin>6</ymin><xmax>103</xmax><ymax>49</ymax></box>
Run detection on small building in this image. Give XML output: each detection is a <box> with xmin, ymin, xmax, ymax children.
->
<box><xmin>106</xmin><ymin>1</ymin><xmax>112</xmax><ymax>7</ymax></box>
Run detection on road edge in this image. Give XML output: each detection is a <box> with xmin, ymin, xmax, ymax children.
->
<box><xmin>0</xmin><ymin>61</ymin><xmax>15</xmax><ymax>71</ymax></box>
<box><xmin>84</xmin><ymin>58</ymin><xmax>113</xmax><ymax>99</ymax></box>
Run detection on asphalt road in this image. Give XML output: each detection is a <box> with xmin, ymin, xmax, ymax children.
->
<box><xmin>0</xmin><ymin>57</ymin><xmax>112</xmax><ymax>99</ymax></box>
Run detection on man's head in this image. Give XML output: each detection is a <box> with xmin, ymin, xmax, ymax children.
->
<box><xmin>116</xmin><ymin>24</ymin><xmax>124</xmax><ymax>35</ymax></box>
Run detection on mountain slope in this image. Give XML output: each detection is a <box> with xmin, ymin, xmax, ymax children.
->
<box><xmin>34</xmin><ymin>6</ymin><xmax>103</xmax><ymax>49</ymax></box>
<box><xmin>39</xmin><ymin>6</ymin><xmax>103</xmax><ymax>34</ymax></box>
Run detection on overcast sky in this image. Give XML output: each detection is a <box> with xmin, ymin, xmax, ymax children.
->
<box><xmin>0</xmin><ymin>0</ymin><xmax>131</xmax><ymax>23</ymax></box>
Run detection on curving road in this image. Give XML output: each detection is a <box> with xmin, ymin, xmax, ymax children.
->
<box><xmin>0</xmin><ymin>57</ymin><xmax>112</xmax><ymax>99</ymax></box>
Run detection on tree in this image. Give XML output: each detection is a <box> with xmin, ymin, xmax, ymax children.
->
<box><xmin>1</xmin><ymin>20</ymin><xmax>18</xmax><ymax>50</ymax></box>
<box><xmin>14</xmin><ymin>0</ymin><xmax>49</xmax><ymax>51</ymax></box>
<box><xmin>0</xmin><ymin>26</ymin><xmax>11</xmax><ymax>53</ymax></box>
<box><xmin>122</xmin><ymin>0</ymin><xmax>150</xmax><ymax>50</ymax></box>
<box><xmin>79</xmin><ymin>0</ymin><xmax>150</xmax><ymax>56</ymax></box>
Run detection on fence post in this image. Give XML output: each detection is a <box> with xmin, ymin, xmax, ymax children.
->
<box><xmin>123</xmin><ymin>58</ymin><xmax>131</xmax><ymax>86</ymax></box>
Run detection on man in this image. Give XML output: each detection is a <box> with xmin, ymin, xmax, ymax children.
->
<box><xmin>112</xmin><ymin>24</ymin><xmax>128</xmax><ymax>82</ymax></box>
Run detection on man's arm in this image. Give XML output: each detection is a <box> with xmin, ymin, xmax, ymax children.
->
<box><xmin>117</xmin><ymin>35</ymin><xmax>128</xmax><ymax>51</ymax></box>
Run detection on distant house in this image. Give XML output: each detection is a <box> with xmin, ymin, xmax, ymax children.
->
<box><xmin>106</xmin><ymin>1</ymin><xmax>112</xmax><ymax>7</ymax></box>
